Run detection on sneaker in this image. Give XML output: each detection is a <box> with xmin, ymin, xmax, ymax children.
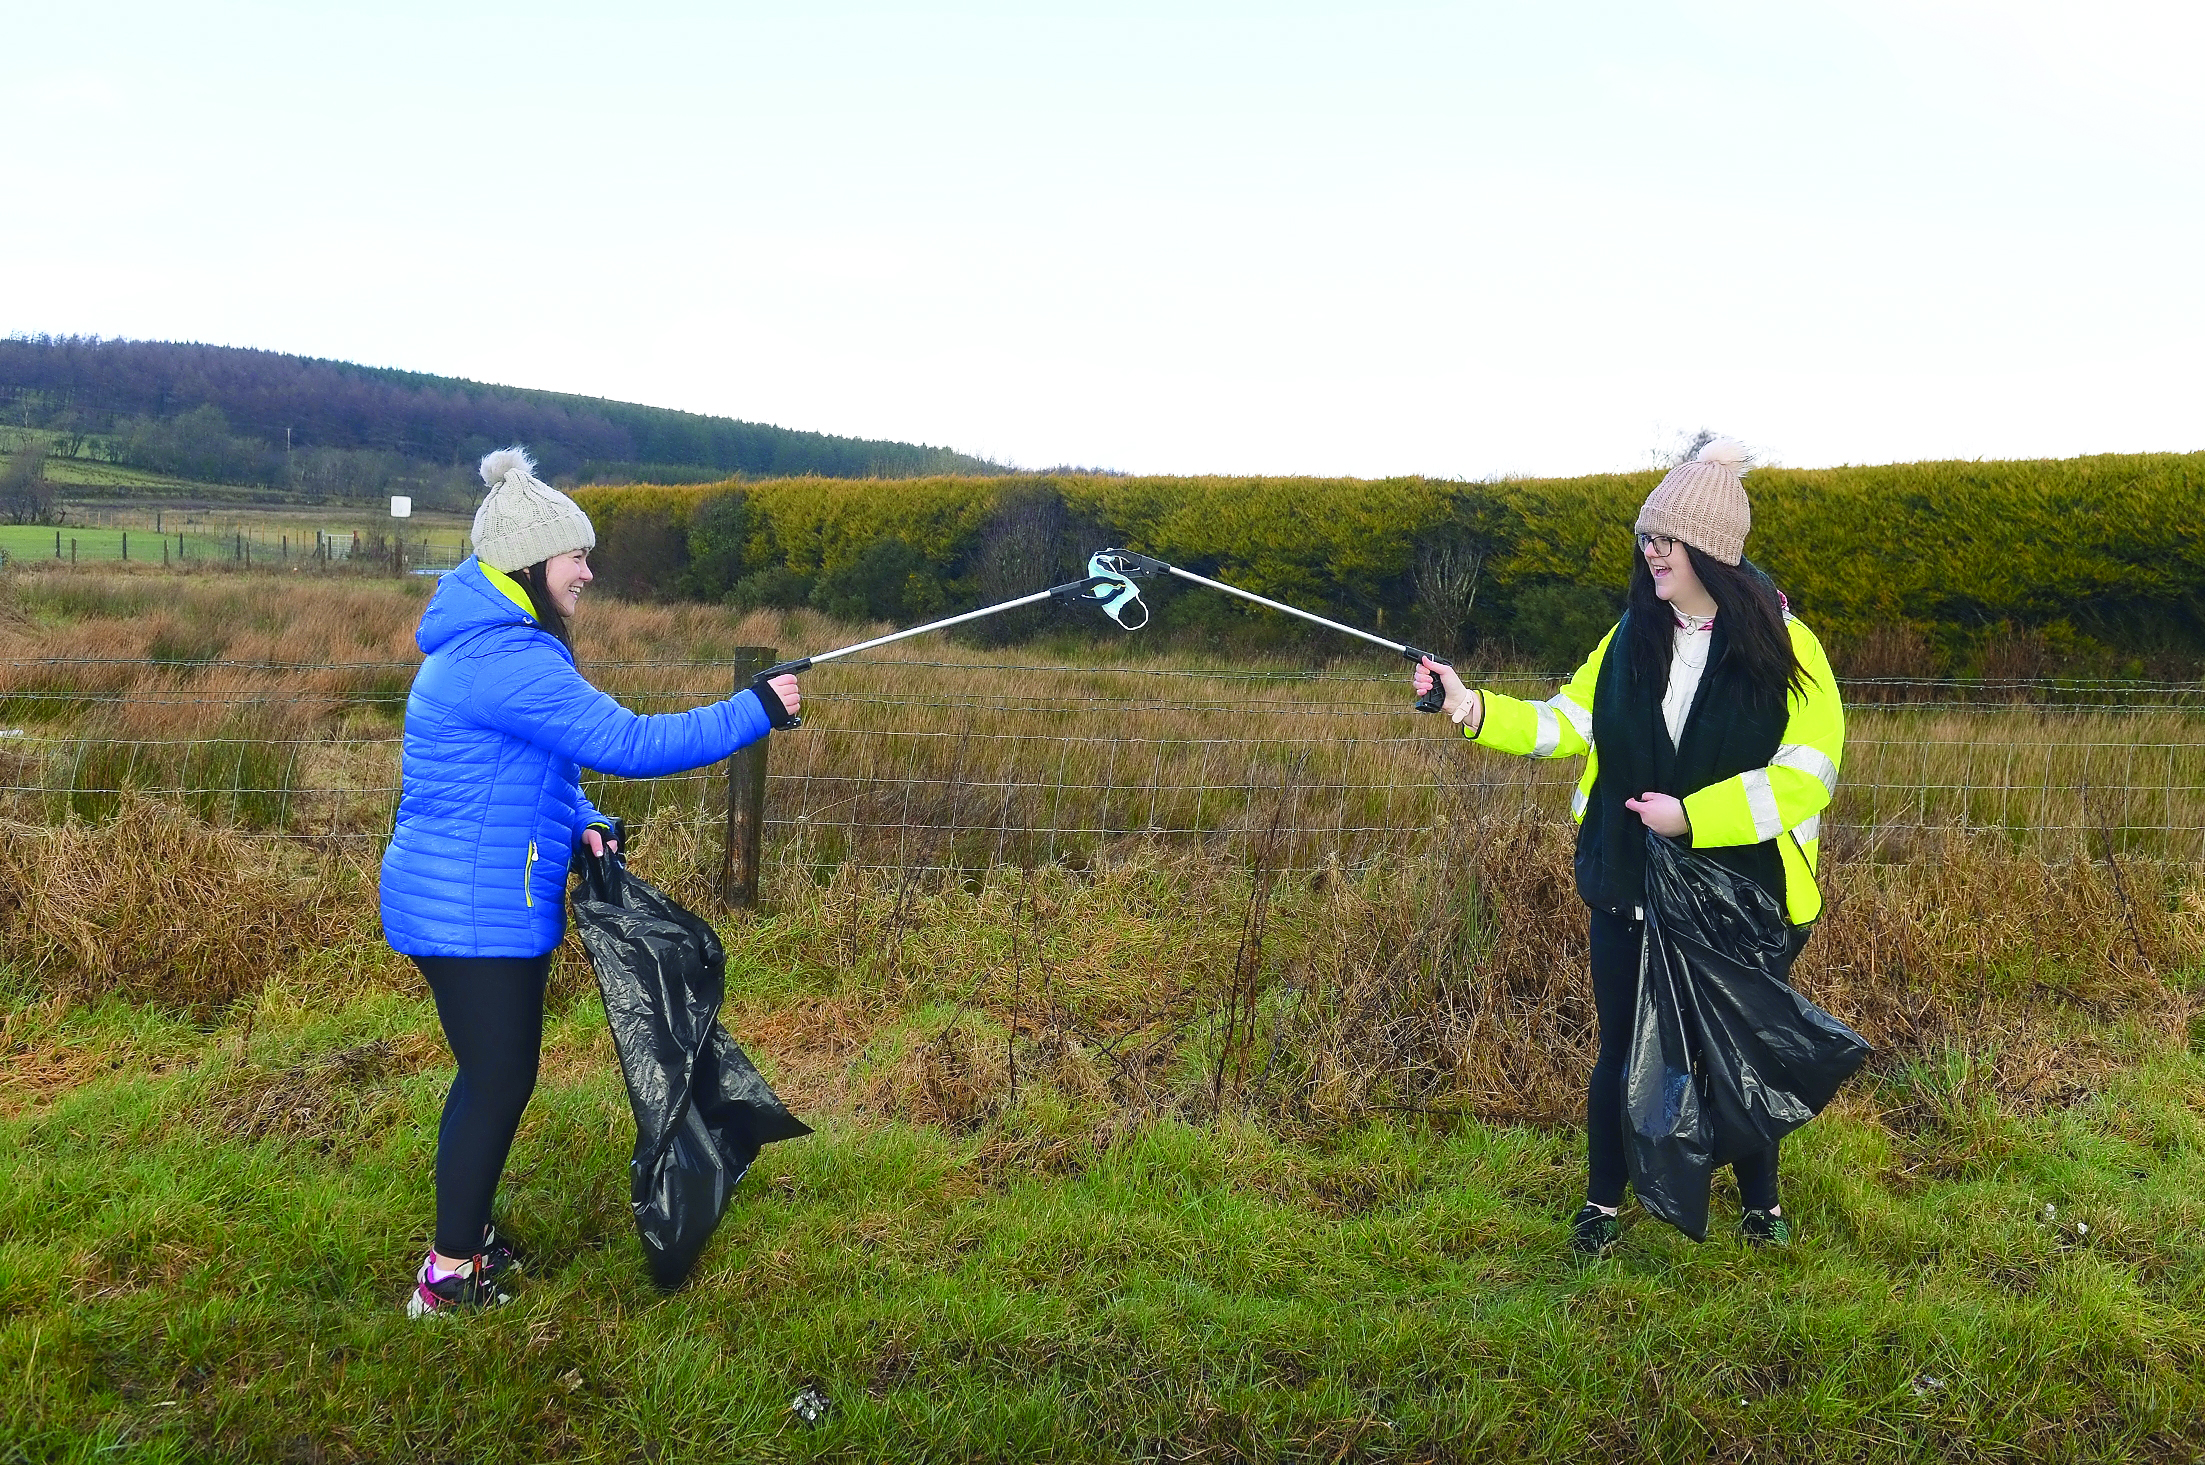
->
<box><xmin>1741</xmin><ymin>1210</ymin><xmax>1793</xmax><ymax>1247</ymax></box>
<box><xmin>478</xmin><ymin>1224</ymin><xmax>525</xmax><ymax>1287</ymax></box>
<box><xmin>406</xmin><ymin>1253</ymin><xmax>511</xmax><ymax>1318</ymax></box>
<box><xmin>1570</xmin><ymin>1204</ymin><xmax>1621</xmax><ymax>1258</ymax></box>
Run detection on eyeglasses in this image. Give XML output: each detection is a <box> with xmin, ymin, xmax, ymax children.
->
<box><xmin>1636</xmin><ymin>533</ymin><xmax>1679</xmax><ymax>556</ymax></box>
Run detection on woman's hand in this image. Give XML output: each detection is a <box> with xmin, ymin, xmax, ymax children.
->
<box><xmin>1415</xmin><ymin>657</ymin><xmax>1480</xmax><ymax>729</ymax></box>
<box><xmin>580</xmin><ymin>827</ymin><xmax>621</xmax><ymax>857</ymax></box>
<box><xmin>1625</xmin><ymin>792</ymin><xmax>1690</xmax><ymax>839</ymax></box>
<box><xmin>766</xmin><ymin>674</ymin><xmax>800</xmax><ymax>719</ymax></box>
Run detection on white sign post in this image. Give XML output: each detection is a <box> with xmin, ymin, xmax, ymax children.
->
<box><xmin>390</xmin><ymin>496</ymin><xmax>412</xmax><ymax>574</ymax></box>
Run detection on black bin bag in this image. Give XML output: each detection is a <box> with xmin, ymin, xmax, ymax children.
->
<box><xmin>572</xmin><ymin>849</ymin><xmax>811</xmax><ymax>1288</ymax></box>
<box><xmin>1624</xmin><ymin>831</ymin><xmax>1871</xmax><ymax>1241</ymax></box>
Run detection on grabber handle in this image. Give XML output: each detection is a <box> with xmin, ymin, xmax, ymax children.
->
<box><xmin>1402</xmin><ymin>646</ymin><xmax>1450</xmax><ymax>715</ymax></box>
<box><xmin>748</xmin><ymin>657</ymin><xmax>813</xmax><ymax>730</ymax></box>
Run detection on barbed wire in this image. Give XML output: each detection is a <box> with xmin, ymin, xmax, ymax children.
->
<box><xmin>5</xmin><ymin>732</ymin><xmax>2199</xmax><ymax>863</ymax></box>
<box><xmin>4</xmin><ymin>682</ymin><xmax>2202</xmax><ymax>718</ymax></box>
<box><xmin>3</xmin><ymin>653</ymin><xmax>2200</xmax><ymax>693</ymax></box>
<box><xmin>3</xmin><ymin>653</ymin><xmax>2201</xmax><ymax>868</ymax></box>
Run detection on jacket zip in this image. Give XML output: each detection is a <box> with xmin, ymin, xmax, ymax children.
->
<box><xmin>524</xmin><ymin>840</ymin><xmax>538</xmax><ymax>907</ymax></box>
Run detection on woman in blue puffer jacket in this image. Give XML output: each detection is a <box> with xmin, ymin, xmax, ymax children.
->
<box><xmin>382</xmin><ymin>446</ymin><xmax>800</xmax><ymax>1317</ymax></box>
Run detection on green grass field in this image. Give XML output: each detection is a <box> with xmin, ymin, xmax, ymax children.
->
<box><xmin>49</xmin><ymin>503</ymin><xmax>472</xmax><ymax>548</ymax></box>
<box><xmin>0</xmin><ymin>520</ymin><xmax>469</xmax><ymax>570</ymax></box>
<box><xmin>0</xmin><ymin>526</ymin><xmax>276</xmax><ymax>567</ymax></box>
<box><xmin>1</xmin><ymin>430</ymin><xmax>477</xmax><ymax>569</ymax></box>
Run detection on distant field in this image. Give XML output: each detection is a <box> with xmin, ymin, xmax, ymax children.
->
<box><xmin>0</xmin><ymin>430</ymin><xmax>305</xmax><ymax>502</ymax></box>
<box><xmin>57</xmin><ymin>500</ymin><xmax>472</xmax><ymax>546</ymax></box>
<box><xmin>1</xmin><ymin>431</ymin><xmax>477</xmax><ymax>559</ymax></box>
<box><xmin>33</xmin><ymin>454</ymin><xmax>218</xmax><ymax>496</ymax></box>
<box><xmin>0</xmin><ymin>521</ymin><xmax>466</xmax><ymax>569</ymax></box>
<box><xmin>0</xmin><ymin>497</ymin><xmax>474</xmax><ymax>571</ymax></box>
<box><xmin>1</xmin><ymin>524</ymin><xmax>309</xmax><ymax>566</ymax></box>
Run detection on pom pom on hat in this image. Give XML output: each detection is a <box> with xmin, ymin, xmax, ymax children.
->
<box><xmin>470</xmin><ymin>444</ymin><xmax>596</xmax><ymax>573</ymax></box>
<box><xmin>479</xmin><ymin>446</ymin><xmax>537</xmax><ymax>488</ymax></box>
<box><xmin>1634</xmin><ymin>435</ymin><xmax>1753</xmax><ymax>565</ymax></box>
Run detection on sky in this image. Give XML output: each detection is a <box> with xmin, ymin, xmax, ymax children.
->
<box><xmin>4</xmin><ymin>0</ymin><xmax>2202</xmax><ymax>478</ymax></box>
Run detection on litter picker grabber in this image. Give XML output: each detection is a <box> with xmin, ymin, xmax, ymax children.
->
<box><xmin>742</xmin><ymin>563</ymin><xmax>1149</xmax><ymax>728</ymax></box>
<box><xmin>1085</xmin><ymin>548</ymin><xmax>1453</xmax><ymax>713</ymax></box>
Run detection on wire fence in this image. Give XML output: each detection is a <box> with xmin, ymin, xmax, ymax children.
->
<box><xmin>1</xmin><ymin>656</ymin><xmax>2200</xmax><ymax>869</ymax></box>
<box><xmin>0</xmin><ymin>526</ymin><xmax>467</xmax><ymax>573</ymax></box>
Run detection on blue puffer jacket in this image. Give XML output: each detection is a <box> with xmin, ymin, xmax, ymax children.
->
<box><xmin>379</xmin><ymin>558</ymin><xmax>774</xmax><ymax>958</ymax></box>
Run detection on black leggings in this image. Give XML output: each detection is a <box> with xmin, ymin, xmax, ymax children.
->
<box><xmin>413</xmin><ymin>954</ymin><xmax>551</xmax><ymax>1258</ymax></box>
<box><xmin>1586</xmin><ymin>909</ymin><xmax>1806</xmax><ymax>1213</ymax></box>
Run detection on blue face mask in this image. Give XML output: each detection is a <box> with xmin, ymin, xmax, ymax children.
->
<box><xmin>1086</xmin><ymin>551</ymin><xmax>1149</xmax><ymax>630</ymax></box>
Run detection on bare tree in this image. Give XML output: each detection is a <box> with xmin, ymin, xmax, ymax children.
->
<box><xmin>965</xmin><ymin>484</ymin><xmax>1080</xmax><ymax>646</ymax></box>
<box><xmin>1410</xmin><ymin>526</ymin><xmax>1489</xmax><ymax>656</ymax></box>
<box><xmin>0</xmin><ymin>442</ymin><xmax>54</xmax><ymax>525</ymax></box>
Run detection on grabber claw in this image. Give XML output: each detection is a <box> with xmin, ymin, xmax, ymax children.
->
<box><xmin>1084</xmin><ymin>552</ymin><xmax>1150</xmax><ymax>630</ymax></box>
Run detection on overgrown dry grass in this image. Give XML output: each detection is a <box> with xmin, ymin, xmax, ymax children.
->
<box><xmin>0</xmin><ymin>797</ymin><xmax>394</xmax><ymax>1011</ymax></box>
<box><xmin>3</xmin><ymin>565</ymin><xmax>2200</xmax><ymax>864</ymax></box>
<box><xmin>2</xmin><ymin>563</ymin><xmax>2199</xmax><ymax>1141</ymax></box>
<box><xmin>702</xmin><ymin>819</ymin><xmax>2201</xmax><ymax>1138</ymax></box>
<box><xmin>11</xmin><ymin>783</ymin><xmax>2186</xmax><ymax>1147</ymax></box>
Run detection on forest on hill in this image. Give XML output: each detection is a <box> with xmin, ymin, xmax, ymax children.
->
<box><xmin>0</xmin><ymin>335</ymin><xmax>1002</xmax><ymax>510</ymax></box>
<box><xmin>573</xmin><ymin>451</ymin><xmax>2205</xmax><ymax>678</ymax></box>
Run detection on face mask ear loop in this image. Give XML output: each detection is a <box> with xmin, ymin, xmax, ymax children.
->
<box><xmin>1092</xmin><ymin>572</ymin><xmax>1147</xmax><ymax>629</ymax></box>
<box><xmin>1084</xmin><ymin>551</ymin><xmax>1152</xmax><ymax>630</ymax></box>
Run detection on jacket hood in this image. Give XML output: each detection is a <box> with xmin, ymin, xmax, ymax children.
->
<box><xmin>416</xmin><ymin>557</ymin><xmax>537</xmax><ymax>655</ymax></box>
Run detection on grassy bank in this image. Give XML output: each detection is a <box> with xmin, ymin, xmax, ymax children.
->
<box><xmin>3</xmin><ymin>566</ymin><xmax>2203</xmax><ymax>1459</ymax></box>
<box><xmin>6</xmin><ymin>1005</ymin><xmax>2203</xmax><ymax>1462</ymax></box>
<box><xmin>1</xmin><ymin>810</ymin><xmax>2202</xmax><ymax>1462</ymax></box>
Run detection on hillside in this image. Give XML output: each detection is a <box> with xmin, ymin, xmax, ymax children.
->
<box><xmin>0</xmin><ymin>335</ymin><xmax>1003</xmax><ymax>508</ymax></box>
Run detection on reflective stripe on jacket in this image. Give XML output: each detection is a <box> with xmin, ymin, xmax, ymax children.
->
<box><xmin>1466</xmin><ymin>616</ymin><xmax>1844</xmax><ymax>924</ymax></box>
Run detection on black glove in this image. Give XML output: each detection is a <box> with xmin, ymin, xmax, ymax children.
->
<box><xmin>571</xmin><ymin>816</ymin><xmax>624</xmax><ymax>875</ymax></box>
<box><xmin>748</xmin><ymin>675</ymin><xmax>800</xmax><ymax>730</ymax></box>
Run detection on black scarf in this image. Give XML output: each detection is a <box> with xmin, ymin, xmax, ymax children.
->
<box><xmin>1577</xmin><ymin>611</ymin><xmax>1790</xmax><ymax>915</ymax></box>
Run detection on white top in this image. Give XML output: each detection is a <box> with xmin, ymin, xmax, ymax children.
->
<box><xmin>1662</xmin><ymin>610</ymin><xmax>1716</xmax><ymax>745</ymax></box>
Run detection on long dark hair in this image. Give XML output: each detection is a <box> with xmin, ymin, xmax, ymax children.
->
<box><xmin>513</xmin><ymin>561</ymin><xmax>573</xmax><ymax>650</ymax></box>
<box><xmin>1625</xmin><ymin>547</ymin><xmax>1808</xmax><ymax>707</ymax></box>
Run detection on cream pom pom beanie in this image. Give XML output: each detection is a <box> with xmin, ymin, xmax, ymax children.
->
<box><xmin>469</xmin><ymin>446</ymin><xmax>597</xmax><ymax>573</ymax></box>
<box><xmin>1634</xmin><ymin>437</ymin><xmax>1751</xmax><ymax>565</ymax></box>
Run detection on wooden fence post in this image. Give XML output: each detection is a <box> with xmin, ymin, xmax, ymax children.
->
<box><xmin>721</xmin><ymin>646</ymin><xmax>776</xmax><ymax>909</ymax></box>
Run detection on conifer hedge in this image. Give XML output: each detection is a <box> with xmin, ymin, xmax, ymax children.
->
<box><xmin>574</xmin><ymin>451</ymin><xmax>2205</xmax><ymax>674</ymax></box>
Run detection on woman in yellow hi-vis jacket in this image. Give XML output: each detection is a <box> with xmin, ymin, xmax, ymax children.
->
<box><xmin>1415</xmin><ymin>439</ymin><xmax>1844</xmax><ymax>1255</ymax></box>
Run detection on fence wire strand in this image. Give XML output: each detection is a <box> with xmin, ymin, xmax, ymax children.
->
<box><xmin>2</xmin><ymin>656</ymin><xmax>2200</xmax><ymax>868</ymax></box>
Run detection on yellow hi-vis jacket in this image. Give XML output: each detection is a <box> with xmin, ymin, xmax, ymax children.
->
<box><xmin>1466</xmin><ymin>616</ymin><xmax>1845</xmax><ymax>924</ymax></box>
